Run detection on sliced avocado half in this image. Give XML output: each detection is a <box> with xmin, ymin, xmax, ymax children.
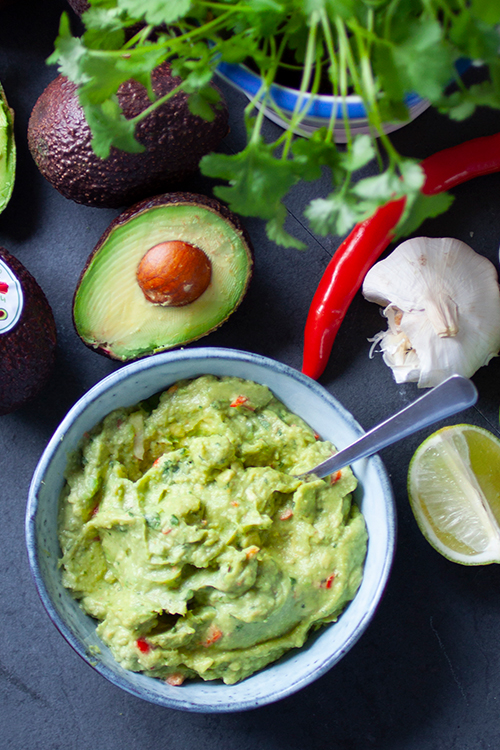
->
<box><xmin>0</xmin><ymin>83</ymin><xmax>15</xmax><ymax>215</ymax></box>
<box><xmin>73</xmin><ymin>193</ymin><xmax>253</xmax><ymax>361</ymax></box>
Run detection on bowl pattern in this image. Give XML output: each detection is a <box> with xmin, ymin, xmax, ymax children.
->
<box><xmin>26</xmin><ymin>347</ymin><xmax>396</xmax><ymax>712</ymax></box>
<box><xmin>216</xmin><ymin>62</ymin><xmax>430</xmax><ymax>141</ymax></box>
<box><xmin>216</xmin><ymin>58</ymin><xmax>472</xmax><ymax>141</ymax></box>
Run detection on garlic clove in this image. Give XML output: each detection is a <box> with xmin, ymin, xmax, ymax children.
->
<box><xmin>363</xmin><ymin>237</ymin><xmax>500</xmax><ymax>388</ymax></box>
<box><xmin>423</xmin><ymin>292</ymin><xmax>459</xmax><ymax>338</ymax></box>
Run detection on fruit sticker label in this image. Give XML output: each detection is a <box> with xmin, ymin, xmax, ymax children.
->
<box><xmin>0</xmin><ymin>259</ymin><xmax>23</xmax><ymax>333</ymax></box>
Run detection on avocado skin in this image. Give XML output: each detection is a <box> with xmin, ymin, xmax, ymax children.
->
<box><xmin>27</xmin><ymin>63</ymin><xmax>230</xmax><ymax>208</ymax></box>
<box><xmin>73</xmin><ymin>192</ymin><xmax>253</xmax><ymax>361</ymax></box>
<box><xmin>0</xmin><ymin>248</ymin><xmax>57</xmax><ymax>415</ymax></box>
<box><xmin>66</xmin><ymin>0</ymin><xmax>89</xmax><ymax>15</ymax></box>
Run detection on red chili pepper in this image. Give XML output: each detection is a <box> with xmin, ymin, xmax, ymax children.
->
<box><xmin>301</xmin><ymin>131</ymin><xmax>500</xmax><ymax>380</ymax></box>
<box><xmin>421</xmin><ymin>132</ymin><xmax>500</xmax><ymax>196</ymax></box>
<box><xmin>302</xmin><ymin>198</ymin><xmax>405</xmax><ymax>380</ymax></box>
<box><xmin>0</xmin><ymin>282</ymin><xmax>8</xmax><ymax>294</ymax></box>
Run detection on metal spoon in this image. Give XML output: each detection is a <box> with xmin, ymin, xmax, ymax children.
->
<box><xmin>301</xmin><ymin>374</ymin><xmax>478</xmax><ymax>479</ymax></box>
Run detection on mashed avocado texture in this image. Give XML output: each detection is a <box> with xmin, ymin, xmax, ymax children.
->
<box><xmin>58</xmin><ymin>376</ymin><xmax>367</xmax><ymax>685</ymax></box>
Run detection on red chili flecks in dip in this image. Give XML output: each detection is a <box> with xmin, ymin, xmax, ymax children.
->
<box><xmin>136</xmin><ymin>637</ymin><xmax>150</xmax><ymax>654</ymax></box>
<box><xmin>230</xmin><ymin>395</ymin><xmax>255</xmax><ymax>410</ymax></box>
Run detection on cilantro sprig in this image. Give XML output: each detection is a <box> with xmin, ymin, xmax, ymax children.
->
<box><xmin>49</xmin><ymin>0</ymin><xmax>500</xmax><ymax>248</ymax></box>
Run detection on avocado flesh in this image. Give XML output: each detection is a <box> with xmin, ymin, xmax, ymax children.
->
<box><xmin>0</xmin><ymin>84</ymin><xmax>15</xmax><ymax>215</ymax></box>
<box><xmin>74</xmin><ymin>202</ymin><xmax>252</xmax><ymax>361</ymax></box>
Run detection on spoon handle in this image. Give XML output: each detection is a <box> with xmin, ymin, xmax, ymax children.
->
<box><xmin>303</xmin><ymin>374</ymin><xmax>478</xmax><ymax>479</ymax></box>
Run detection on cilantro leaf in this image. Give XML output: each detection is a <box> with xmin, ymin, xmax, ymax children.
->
<box><xmin>46</xmin><ymin>0</ymin><xmax>500</xmax><ymax>249</ymax></box>
<box><xmin>201</xmin><ymin>141</ymin><xmax>299</xmax><ymax>222</ymax></box>
<box><xmin>392</xmin><ymin>18</ymin><xmax>453</xmax><ymax>102</ymax></box>
<box><xmin>170</xmin><ymin>49</ymin><xmax>216</xmax><ymax>94</ymax></box>
<box><xmin>305</xmin><ymin>191</ymin><xmax>364</xmax><ymax>237</ymax></box>
<box><xmin>291</xmin><ymin>131</ymin><xmax>340</xmax><ymax>180</ymax></box>
<box><xmin>217</xmin><ymin>38</ymin><xmax>254</xmax><ymax>65</ymax></box>
<box><xmin>266</xmin><ymin>207</ymin><xmax>307</xmax><ymax>250</ymax></box>
<box><xmin>450</xmin><ymin>10</ymin><xmax>500</xmax><ymax>62</ymax></box>
<box><xmin>339</xmin><ymin>134</ymin><xmax>375</xmax><ymax>172</ymax></box>
<box><xmin>82</xmin><ymin>6</ymin><xmax>126</xmax><ymax>50</ymax></box>
<box><xmin>471</xmin><ymin>0</ymin><xmax>500</xmax><ymax>25</ymax></box>
<box><xmin>187</xmin><ymin>87</ymin><xmax>221</xmax><ymax>121</ymax></box>
<box><xmin>48</xmin><ymin>13</ymin><xmax>91</xmax><ymax>85</ymax></box>
<box><xmin>83</xmin><ymin>98</ymin><xmax>144</xmax><ymax>158</ymax></box>
<box><xmin>439</xmin><ymin>81</ymin><xmax>500</xmax><ymax>121</ymax></box>
<box><xmin>352</xmin><ymin>170</ymin><xmax>402</xmax><ymax>201</ymax></box>
<box><xmin>117</xmin><ymin>0</ymin><xmax>193</xmax><ymax>26</ymax></box>
<box><xmin>203</xmin><ymin>142</ymin><xmax>305</xmax><ymax>248</ymax></box>
<box><xmin>232</xmin><ymin>0</ymin><xmax>286</xmax><ymax>37</ymax></box>
<box><xmin>395</xmin><ymin>192</ymin><xmax>455</xmax><ymax>239</ymax></box>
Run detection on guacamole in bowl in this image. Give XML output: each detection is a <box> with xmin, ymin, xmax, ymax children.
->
<box><xmin>58</xmin><ymin>375</ymin><xmax>367</xmax><ymax>686</ymax></box>
<box><xmin>26</xmin><ymin>348</ymin><xmax>395</xmax><ymax>712</ymax></box>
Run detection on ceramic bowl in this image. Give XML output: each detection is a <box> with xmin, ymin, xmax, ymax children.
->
<box><xmin>216</xmin><ymin>59</ymin><xmax>472</xmax><ymax>141</ymax></box>
<box><xmin>26</xmin><ymin>347</ymin><xmax>396</xmax><ymax>712</ymax></box>
<box><xmin>216</xmin><ymin>61</ymin><xmax>430</xmax><ymax>141</ymax></box>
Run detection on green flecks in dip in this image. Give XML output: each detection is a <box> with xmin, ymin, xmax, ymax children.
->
<box><xmin>58</xmin><ymin>375</ymin><xmax>367</xmax><ymax>685</ymax></box>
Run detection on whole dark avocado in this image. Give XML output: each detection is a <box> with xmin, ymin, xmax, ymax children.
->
<box><xmin>0</xmin><ymin>247</ymin><xmax>57</xmax><ymax>415</ymax></box>
<box><xmin>73</xmin><ymin>192</ymin><xmax>253</xmax><ymax>361</ymax></box>
<box><xmin>27</xmin><ymin>63</ymin><xmax>229</xmax><ymax>208</ymax></box>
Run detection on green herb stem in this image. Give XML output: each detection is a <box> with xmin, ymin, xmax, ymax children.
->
<box><xmin>319</xmin><ymin>10</ymin><xmax>340</xmax><ymax>142</ymax></box>
<box><xmin>281</xmin><ymin>12</ymin><xmax>320</xmax><ymax>158</ymax></box>
<box><xmin>129</xmin><ymin>83</ymin><xmax>185</xmax><ymax>125</ymax></box>
<box><xmin>122</xmin><ymin>24</ymin><xmax>155</xmax><ymax>50</ymax></box>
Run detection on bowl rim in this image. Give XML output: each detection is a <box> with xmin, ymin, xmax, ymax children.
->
<box><xmin>216</xmin><ymin>57</ymin><xmax>471</xmax><ymax>122</ymax></box>
<box><xmin>26</xmin><ymin>347</ymin><xmax>397</xmax><ymax>712</ymax></box>
<box><xmin>216</xmin><ymin>60</ymin><xmax>424</xmax><ymax>118</ymax></box>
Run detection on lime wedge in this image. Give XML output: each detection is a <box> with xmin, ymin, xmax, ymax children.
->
<box><xmin>407</xmin><ymin>424</ymin><xmax>500</xmax><ymax>565</ymax></box>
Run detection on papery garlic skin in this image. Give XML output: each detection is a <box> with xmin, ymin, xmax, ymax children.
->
<box><xmin>363</xmin><ymin>237</ymin><xmax>500</xmax><ymax>388</ymax></box>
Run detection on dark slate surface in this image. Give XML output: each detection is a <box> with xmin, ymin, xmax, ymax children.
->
<box><xmin>1</xmin><ymin>1</ymin><xmax>500</xmax><ymax>748</ymax></box>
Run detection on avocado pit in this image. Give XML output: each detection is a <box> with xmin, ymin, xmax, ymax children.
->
<box><xmin>137</xmin><ymin>240</ymin><xmax>212</xmax><ymax>307</ymax></box>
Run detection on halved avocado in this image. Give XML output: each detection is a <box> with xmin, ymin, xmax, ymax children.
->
<box><xmin>0</xmin><ymin>82</ymin><xmax>15</xmax><ymax>215</ymax></box>
<box><xmin>73</xmin><ymin>193</ymin><xmax>253</xmax><ymax>361</ymax></box>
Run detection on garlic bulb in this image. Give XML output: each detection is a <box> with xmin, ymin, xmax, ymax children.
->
<box><xmin>362</xmin><ymin>236</ymin><xmax>500</xmax><ymax>388</ymax></box>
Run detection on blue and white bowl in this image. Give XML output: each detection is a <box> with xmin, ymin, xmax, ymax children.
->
<box><xmin>216</xmin><ymin>61</ymin><xmax>430</xmax><ymax>141</ymax></box>
<box><xmin>26</xmin><ymin>347</ymin><xmax>396</xmax><ymax>712</ymax></box>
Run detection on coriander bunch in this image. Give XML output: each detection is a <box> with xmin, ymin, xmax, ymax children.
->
<box><xmin>50</xmin><ymin>0</ymin><xmax>500</xmax><ymax>248</ymax></box>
